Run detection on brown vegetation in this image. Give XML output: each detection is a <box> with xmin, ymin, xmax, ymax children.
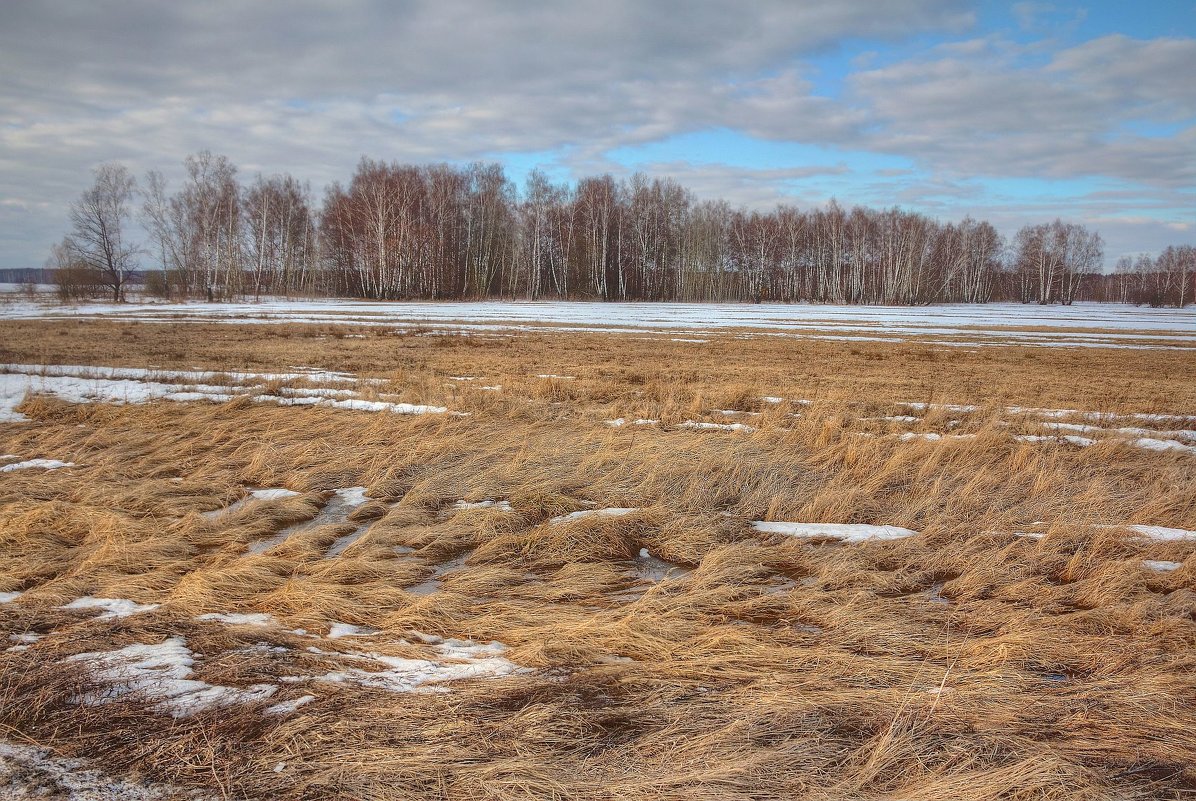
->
<box><xmin>1</xmin><ymin>321</ymin><xmax>1194</xmax><ymax>799</ymax></box>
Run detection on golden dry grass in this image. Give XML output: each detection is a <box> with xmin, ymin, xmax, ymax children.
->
<box><xmin>0</xmin><ymin>318</ymin><xmax>1194</xmax><ymax>799</ymax></box>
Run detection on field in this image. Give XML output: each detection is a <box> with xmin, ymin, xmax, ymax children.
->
<box><xmin>1</xmin><ymin>299</ymin><xmax>1195</xmax><ymax>800</ymax></box>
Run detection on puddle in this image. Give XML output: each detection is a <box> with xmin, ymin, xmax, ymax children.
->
<box><xmin>406</xmin><ymin>553</ymin><xmax>470</xmax><ymax>596</ymax></box>
<box><xmin>248</xmin><ymin>487</ymin><xmax>367</xmax><ymax>555</ymax></box>
<box><xmin>925</xmin><ymin>582</ymin><xmax>952</xmax><ymax>605</ymax></box>
<box><xmin>606</xmin><ymin>549</ymin><xmax>691</xmax><ymax>601</ymax></box>
<box><xmin>762</xmin><ymin>577</ymin><xmax>799</xmax><ymax>595</ymax></box>
<box><xmin>202</xmin><ymin>487</ymin><xmax>300</xmax><ymax>519</ymax></box>
<box><xmin>633</xmin><ymin>549</ymin><xmax>690</xmax><ymax>583</ymax></box>
<box><xmin>325</xmin><ymin>523</ymin><xmax>374</xmax><ymax>558</ymax></box>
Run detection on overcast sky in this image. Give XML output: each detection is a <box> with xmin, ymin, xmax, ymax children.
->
<box><xmin>1</xmin><ymin>0</ymin><xmax>1193</xmax><ymax>270</ymax></box>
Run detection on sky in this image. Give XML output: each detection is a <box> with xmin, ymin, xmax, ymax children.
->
<box><xmin>0</xmin><ymin>0</ymin><xmax>1193</xmax><ymax>270</ymax></box>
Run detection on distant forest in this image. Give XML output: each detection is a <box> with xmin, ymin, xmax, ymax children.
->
<box><xmin>48</xmin><ymin>152</ymin><xmax>1194</xmax><ymax>306</ymax></box>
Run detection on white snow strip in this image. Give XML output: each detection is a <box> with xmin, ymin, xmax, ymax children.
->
<box><xmin>0</xmin><ymin>591</ymin><xmax>22</xmax><ymax>603</ymax></box>
<box><xmin>61</xmin><ymin>597</ymin><xmax>159</xmax><ymax>619</ymax></box>
<box><xmin>332</xmin><ymin>486</ymin><xmax>369</xmax><ymax>507</ymax></box>
<box><xmin>1142</xmin><ymin>560</ymin><xmax>1183</xmax><ymax>572</ymax></box>
<box><xmin>328</xmin><ymin>623</ymin><xmax>380</xmax><ymax>639</ymax></box>
<box><xmin>898</xmin><ymin>432</ymin><xmax>977</xmax><ymax>442</ymax></box>
<box><xmin>66</xmin><ymin>637</ymin><xmax>277</xmax><ymax>718</ymax></box>
<box><xmin>196</xmin><ymin>612</ymin><xmax>277</xmax><ymax>626</ymax></box>
<box><xmin>451</xmin><ymin>499</ymin><xmax>513</xmax><ymax>512</ymax></box>
<box><xmin>1128</xmin><ymin>525</ymin><xmax>1196</xmax><ymax>542</ymax></box>
<box><xmin>752</xmin><ymin>521</ymin><xmax>919</xmax><ymax>543</ymax></box>
<box><xmin>1129</xmin><ymin>437</ymin><xmax>1196</xmax><ymax>455</ymax></box>
<box><xmin>550</xmin><ymin>507</ymin><xmax>640</xmax><ymax>524</ymax></box>
<box><xmin>678</xmin><ymin>420</ymin><xmax>756</xmax><ymax>432</ymax></box>
<box><xmin>309</xmin><ymin>398</ymin><xmax>447</xmax><ymax>414</ymax></box>
<box><xmin>0</xmin><ymin>458</ymin><xmax>75</xmax><ymax>472</ymax></box>
<box><xmin>1014</xmin><ymin>434</ymin><xmax>1098</xmax><ymax>447</ymax></box>
<box><xmin>266</xmin><ymin>694</ymin><xmax>316</xmax><ymax>715</ymax></box>
<box><xmin>0</xmin><ymin>364</ymin><xmax>451</xmax><ymax>420</ymax></box>
<box><xmin>251</xmin><ymin>488</ymin><xmax>301</xmax><ymax>501</ymax></box>
<box><xmin>7</xmin><ymin>301</ymin><xmax>1194</xmax><ymax>350</ymax></box>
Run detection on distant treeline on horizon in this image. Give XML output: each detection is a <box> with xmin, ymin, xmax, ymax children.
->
<box><xmin>47</xmin><ymin>153</ymin><xmax>1194</xmax><ymax>307</ymax></box>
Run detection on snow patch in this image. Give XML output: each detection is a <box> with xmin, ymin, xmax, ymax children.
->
<box><xmin>196</xmin><ymin>612</ymin><xmax>277</xmax><ymax>626</ymax></box>
<box><xmin>266</xmin><ymin>694</ymin><xmax>316</xmax><ymax>715</ymax></box>
<box><xmin>550</xmin><ymin>508</ymin><xmax>639</xmax><ymax>524</ymax></box>
<box><xmin>251</xmin><ymin>488</ymin><xmax>301</xmax><ymax>501</ymax></box>
<box><xmin>284</xmin><ymin>637</ymin><xmax>525</xmax><ymax>694</ymax></box>
<box><xmin>1142</xmin><ymin>560</ymin><xmax>1183</xmax><ymax>572</ymax></box>
<box><xmin>752</xmin><ymin>521</ymin><xmax>919</xmax><ymax>543</ymax></box>
<box><xmin>0</xmin><ymin>741</ymin><xmax>211</xmax><ymax>801</ymax></box>
<box><xmin>678</xmin><ymin>420</ymin><xmax>755</xmax><ymax>432</ymax></box>
<box><xmin>1128</xmin><ymin>525</ymin><xmax>1196</xmax><ymax>542</ymax></box>
<box><xmin>451</xmin><ymin>499</ymin><xmax>512</xmax><ymax>512</ymax></box>
<box><xmin>328</xmin><ymin>623</ymin><xmax>380</xmax><ymax>639</ymax></box>
<box><xmin>61</xmin><ymin>597</ymin><xmax>159</xmax><ymax>619</ymax></box>
<box><xmin>66</xmin><ymin>637</ymin><xmax>277</xmax><ymax>718</ymax></box>
<box><xmin>0</xmin><ymin>458</ymin><xmax>76</xmax><ymax>472</ymax></box>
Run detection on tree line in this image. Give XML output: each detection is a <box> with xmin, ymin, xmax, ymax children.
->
<box><xmin>50</xmin><ymin>153</ymin><xmax>1194</xmax><ymax>306</ymax></box>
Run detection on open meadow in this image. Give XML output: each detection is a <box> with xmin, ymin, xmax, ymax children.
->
<box><xmin>1</xmin><ymin>300</ymin><xmax>1195</xmax><ymax>800</ymax></box>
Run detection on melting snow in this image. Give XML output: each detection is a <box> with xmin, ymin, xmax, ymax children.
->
<box><xmin>328</xmin><ymin>623</ymin><xmax>380</xmax><ymax>639</ymax></box>
<box><xmin>752</xmin><ymin>521</ymin><xmax>919</xmax><ymax>543</ymax></box>
<box><xmin>606</xmin><ymin>418</ymin><xmax>658</xmax><ymax>427</ymax></box>
<box><xmin>1128</xmin><ymin>525</ymin><xmax>1196</xmax><ymax>542</ymax></box>
<box><xmin>452</xmin><ymin>499</ymin><xmax>513</xmax><ymax>512</ymax></box>
<box><xmin>66</xmin><ymin>637</ymin><xmax>277</xmax><ymax>718</ymax></box>
<box><xmin>284</xmin><ymin>637</ymin><xmax>525</xmax><ymax>694</ymax></box>
<box><xmin>61</xmin><ymin>597</ymin><xmax>159</xmax><ymax>619</ymax></box>
<box><xmin>196</xmin><ymin>612</ymin><xmax>277</xmax><ymax>626</ymax></box>
<box><xmin>1142</xmin><ymin>560</ymin><xmax>1183</xmax><ymax>572</ymax></box>
<box><xmin>251</xmin><ymin>488</ymin><xmax>301</xmax><ymax>501</ymax></box>
<box><xmin>248</xmin><ymin>486</ymin><xmax>369</xmax><ymax>554</ymax></box>
<box><xmin>266</xmin><ymin>694</ymin><xmax>316</xmax><ymax>715</ymax></box>
<box><xmin>898</xmin><ymin>432</ymin><xmax>976</xmax><ymax>442</ymax></box>
<box><xmin>550</xmin><ymin>508</ymin><xmax>640</xmax><ymax>524</ymax></box>
<box><xmin>7</xmin><ymin>301</ymin><xmax>1194</xmax><ymax>350</ymax></box>
<box><xmin>0</xmin><ymin>363</ymin><xmax>452</xmax><ymax>420</ymax></box>
<box><xmin>0</xmin><ymin>458</ymin><xmax>75</xmax><ymax>472</ymax></box>
<box><xmin>0</xmin><ymin>591</ymin><xmax>22</xmax><ymax>603</ymax></box>
<box><xmin>0</xmin><ymin>741</ymin><xmax>211</xmax><ymax>801</ymax></box>
<box><xmin>678</xmin><ymin>420</ymin><xmax>755</xmax><ymax>432</ymax></box>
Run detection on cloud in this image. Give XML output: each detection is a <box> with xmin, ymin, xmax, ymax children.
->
<box><xmin>0</xmin><ymin>0</ymin><xmax>1190</xmax><ymax>271</ymax></box>
<box><xmin>849</xmin><ymin>35</ymin><xmax>1196</xmax><ymax>186</ymax></box>
<box><xmin>0</xmin><ymin>0</ymin><xmax>975</xmax><ymax>267</ymax></box>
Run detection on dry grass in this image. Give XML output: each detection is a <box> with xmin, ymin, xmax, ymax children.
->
<box><xmin>1</xmin><ymin>319</ymin><xmax>1194</xmax><ymax>799</ymax></box>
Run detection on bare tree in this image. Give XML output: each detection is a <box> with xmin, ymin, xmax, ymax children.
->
<box><xmin>64</xmin><ymin>163</ymin><xmax>138</xmax><ymax>302</ymax></box>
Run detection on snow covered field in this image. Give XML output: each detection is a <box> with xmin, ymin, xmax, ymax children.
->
<box><xmin>2</xmin><ymin>298</ymin><xmax>1194</xmax><ymax>348</ymax></box>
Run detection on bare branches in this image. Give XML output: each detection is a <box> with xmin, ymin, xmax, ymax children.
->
<box><xmin>62</xmin><ymin>163</ymin><xmax>138</xmax><ymax>302</ymax></box>
<box><xmin>50</xmin><ymin>153</ymin><xmax>1186</xmax><ymax>306</ymax></box>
